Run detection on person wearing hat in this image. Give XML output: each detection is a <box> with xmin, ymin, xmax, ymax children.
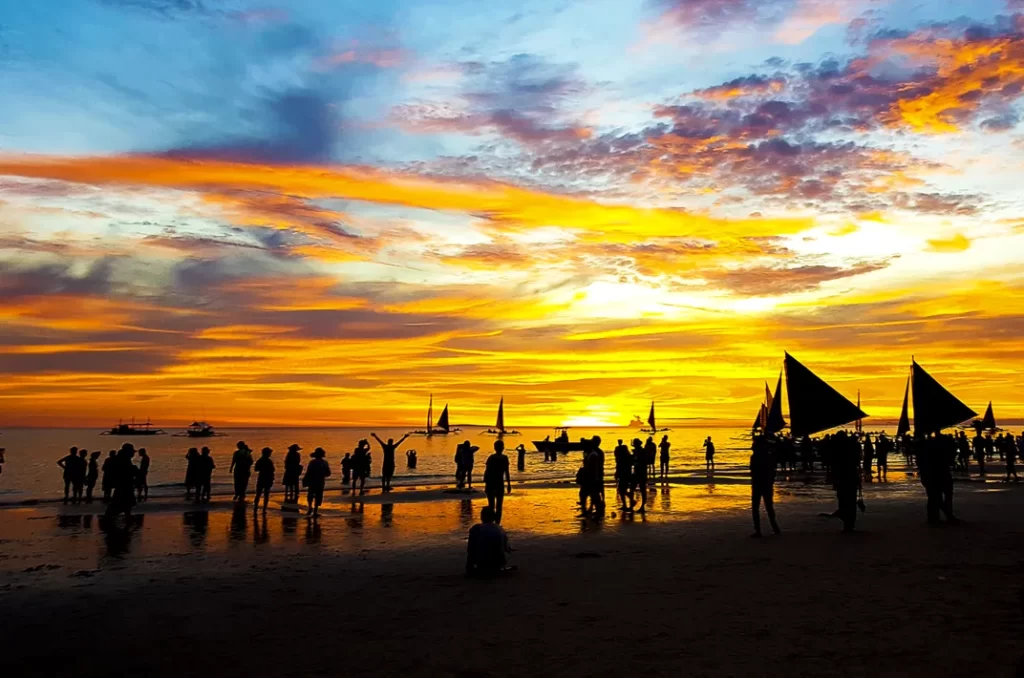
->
<box><xmin>302</xmin><ymin>447</ymin><xmax>331</xmax><ymax>517</ymax></box>
<box><xmin>253</xmin><ymin>447</ymin><xmax>275</xmax><ymax>513</ymax></box>
<box><xmin>230</xmin><ymin>441</ymin><xmax>254</xmax><ymax>503</ymax></box>
<box><xmin>283</xmin><ymin>443</ymin><xmax>302</xmax><ymax>502</ymax></box>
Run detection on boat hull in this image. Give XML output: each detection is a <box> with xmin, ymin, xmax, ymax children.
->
<box><xmin>532</xmin><ymin>440</ymin><xmax>589</xmax><ymax>453</ymax></box>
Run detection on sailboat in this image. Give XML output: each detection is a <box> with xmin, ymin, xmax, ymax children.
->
<box><xmin>971</xmin><ymin>401</ymin><xmax>999</xmax><ymax>433</ymax></box>
<box><xmin>486</xmin><ymin>397</ymin><xmax>520</xmax><ymax>435</ymax></box>
<box><xmin>909</xmin><ymin>359</ymin><xmax>976</xmax><ymax>436</ymax></box>
<box><xmin>896</xmin><ymin>378</ymin><xmax>910</xmax><ymax>439</ymax></box>
<box><xmin>639</xmin><ymin>401</ymin><xmax>670</xmax><ymax>433</ymax></box>
<box><xmin>755</xmin><ymin>353</ymin><xmax>866</xmax><ymax>438</ymax></box>
<box><xmin>410</xmin><ymin>395</ymin><xmax>461</xmax><ymax>436</ymax></box>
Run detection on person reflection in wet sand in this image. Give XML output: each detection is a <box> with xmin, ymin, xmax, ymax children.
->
<box><xmin>381</xmin><ymin>503</ymin><xmax>394</xmax><ymax>527</ymax></box>
<box><xmin>749</xmin><ymin>435</ymin><xmax>781</xmax><ymax>538</ymax></box>
<box><xmin>371</xmin><ymin>433</ymin><xmax>409</xmax><ymax>493</ymax></box>
<box><xmin>253</xmin><ymin>447</ymin><xmax>274</xmax><ymax>513</ymax></box>
<box><xmin>100</xmin><ymin>513</ymin><xmax>144</xmax><ymax>559</ymax></box>
<box><xmin>254</xmin><ymin>511</ymin><xmax>269</xmax><ymax>545</ymax></box>
<box><xmin>84</xmin><ymin>451</ymin><xmax>101</xmax><ymax>502</ymax></box>
<box><xmin>302</xmin><ymin>447</ymin><xmax>331</xmax><ymax>518</ymax></box>
<box><xmin>484</xmin><ymin>440</ymin><xmax>512</xmax><ymax>523</ymax></box>
<box><xmin>57</xmin><ymin>446</ymin><xmax>79</xmax><ymax>503</ymax></box>
<box><xmin>459</xmin><ymin>498</ymin><xmax>475</xmax><ymax>529</ymax></box>
<box><xmin>466</xmin><ymin>506</ymin><xmax>511</xmax><ymax>576</ymax></box>
<box><xmin>230</xmin><ymin>502</ymin><xmax>248</xmax><ymax>542</ymax></box>
<box><xmin>183</xmin><ymin>510</ymin><xmax>210</xmax><ymax>551</ymax></box>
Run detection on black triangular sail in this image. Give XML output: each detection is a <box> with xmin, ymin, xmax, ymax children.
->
<box><xmin>765</xmin><ymin>372</ymin><xmax>786</xmax><ymax>434</ymax></box>
<box><xmin>784</xmin><ymin>353</ymin><xmax>867</xmax><ymax>437</ymax></box>
<box><xmin>911</xmin><ymin>360</ymin><xmax>976</xmax><ymax>436</ymax></box>
<box><xmin>896</xmin><ymin>377</ymin><xmax>910</xmax><ymax>439</ymax></box>
<box><xmin>981</xmin><ymin>401</ymin><xmax>996</xmax><ymax>431</ymax></box>
<box><xmin>496</xmin><ymin>397</ymin><xmax>505</xmax><ymax>433</ymax></box>
<box><xmin>647</xmin><ymin>402</ymin><xmax>656</xmax><ymax>431</ymax></box>
<box><xmin>436</xmin><ymin>404</ymin><xmax>450</xmax><ymax>433</ymax></box>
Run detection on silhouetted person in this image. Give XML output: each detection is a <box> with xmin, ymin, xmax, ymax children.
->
<box><xmin>371</xmin><ymin>433</ymin><xmax>409</xmax><ymax>493</ymax></box>
<box><xmin>101</xmin><ymin>450</ymin><xmax>116</xmax><ymax>502</ymax></box>
<box><xmin>351</xmin><ymin>441</ymin><xmax>369</xmax><ymax>494</ymax></box>
<box><xmin>920</xmin><ymin>434</ymin><xmax>957</xmax><ymax>525</ymax></box>
<box><xmin>136</xmin><ymin>448</ymin><xmax>150</xmax><ymax>501</ymax></box>
<box><xmin>85</xmin><ymin>451</ymin><xmax>101</xmax><ymax>502</ymax></box>
<box><xmin>72</xmin><ymin>449</ymin><xmax>88</xmax><ymax>503</ymax></box>
<box><xmin>833</xmin><ymin>431</ymin><xmax>861</xmax><ymax>533</ymax></box>
<box><xmin>750</xmin><ymin>436</ymin><xmax>781</xmax><ymax>537</ymax></box>
<box><xmin>956</xmin><ymin>431</ymin><xmax>970</xmax><ymax>472</ymax></box>
<box><xmin>584</xmin><ymin>437</ymin><xmax>605</xmax><ymax>515</ymax></box>
<box><xmin>703</xmin><ymin>436</ymin><xmax>715</xmax><ymax>471</ymax></box>
<box><xmin>484</xmin><ymin>440</ymin><xmax>512</xmax><ymax>523</ymax></box>
<box><xmin>630</xmin><ymin>438</ymin><xmax>647</xmax><ymax>513</ymax></box>
<box><xmin>230</xmin><ymin>441</ymin><xmax>254</xmax><ymax>502</ymax></box>
<box><xmin>57</xmin><ymin>446</ymin><xmax>80</xmax><ymax>503</ymax></box>
<box><xmin>876</xmin><ymin>434</ymin><xmax>891</xmax><ymax>479</ymax></box>
<box><xmin>462</xmin><ymin>440</ymin><xmax>479</xmax><ymax>488</ymax></box>
<box><xmin>341</xmin><ymin>452</ymin><xmax>353</xmax><ymax>487</ymax></box>
<box><xmin>644</xmin><ymin>437</ymin><xmax>657</xmax><ymax>479</ymax></box>
<box><xmin>184</xmin><ymin>446</ymin><xmax>200</xmax><ymax>499</ymax></box>
<box><xmin>302</xmin><ymin>447</ymin><xmax>331</xmax><ymax>518</ymax></box>
<box><xmin>254</xmin><ymin>447</ymin><xmax>274</xmax><ymax>513</ymax></box>
<box><xmin>466</xmin><ymin>506</ymin><xmax>510</xmax><ymax>576</ymax></box>
<box><xmin>972</xmin><ymin>433</ymin><xmax>986</xmax><ymax>475</ymax></box>
<box><xmin>659</xmin><ymin>435</ymin><xmax>670</xmax><ymax>479</ymax></box>
<box><xmin>862</xmin><ymin>435</ymin><xmax>874</xmax><ymax>480</ymax></box>
<box><xmin>407</xmin><ymin>449</ymin><xmax>418</xmax><ymax>469</ymax></box>
<box><xmin>1006</xmin><ymin>434</ymin><xmax>1018</xmax><ymax>481</ymax></box>
<box><xmin>516</xmin><ymin>444</ymin><xmax>526</xmax><ymax>472</ymax></box>
<box><xmin>613</xmin><ymin>439</ymin><xmax>631</xmax><ymax>510</ymax></box>
<box><xmin>106</xmin><ymin>444</ymin><xmax>138</xmax><ymax>518</ymax></box>
<box><xmin>196</xmin><ymin>447</ymin><xmax>214</xmax><ymax>503</ymax></box>
<box><xmin>283</xmin><ymin>443</ymin><xmax>302</xmax><ymax>501</ymax></box>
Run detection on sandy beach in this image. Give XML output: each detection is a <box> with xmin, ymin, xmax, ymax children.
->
<box><xmin>2</xmin><ymin>478</ymin><xmax>1023</xmax><ymax>678</ymax></box>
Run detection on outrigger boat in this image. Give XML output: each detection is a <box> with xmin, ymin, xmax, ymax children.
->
<box><xmin>755</xmin><ymin>354</ymin><xmax>866</xmax><ymax>438</ymax></box>
<box><xmin>173</xmin><ymin>421</ymin><xmax>225</xmax><ymax>438</ymax></box>
<box><xmin>639</xmin><ymin>402</ymin><xmax>670</xmax><ymax>433</ymax></box>
<box><xmin>411</xmin><ymin>395</ymin><xmax>460</xmax><ymax>436</ymax></box>
<box><xmin>101</xmin><ymin>418</ymin><xmax>166</xmax><ymax>436</ymax></box>
<box><xmin>532</xmin><ymin>427</ymin><xmax>591</xmax><ymax>454</ymax></box>
<box><xmin>896</xmin><ymin>358</ymin><xmax>977</xmax><ymax>437</ymax></box>
<box><xmin>486</xmin><ymin>397</ymin><xmax>520</xmax><ymax>435</ymax></box>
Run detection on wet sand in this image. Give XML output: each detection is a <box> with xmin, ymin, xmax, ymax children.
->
<box><xmin>2</xmin><ymin>482</ymin><xmax>1023</xmax><ymax>677</ymax></box>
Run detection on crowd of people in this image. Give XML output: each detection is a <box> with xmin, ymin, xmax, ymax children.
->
<box><xmin>56</xmin><ymin>445</ymin><xmax>150</xmax><ymax>505</ymax></box>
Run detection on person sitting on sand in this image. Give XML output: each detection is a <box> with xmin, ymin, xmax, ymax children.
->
<box><xmin>484</xmin><ymin>440</ymin><xmax>512</xmax><ymax>523</ymax></box>
<box><xmin>302</xmin><ymin>447</ymin><xmax>331</xmax><ymax>518</ymax></box>
<box><xmin>371</xmin><ymin>433</ymin><xmax>409</xmax><ymax>493</ymax></box>
<box><xmin>466</xmin><ymin>506</ymin><xmax>511</xmax><ymax>576</ymax></box>
<box><xmin>85</xmin><ymin>451</ymin><xmax>101</xmax><ymax>503</ymax></box>
<box><xmin>196</xmin><ymin>447</ymin><xmax>215</xmax><ymax>503</ymax></box>
<box><xmin>253</xmin><ymin>447</ymin><xmax>274</xmax><ymax>513</ymax></box>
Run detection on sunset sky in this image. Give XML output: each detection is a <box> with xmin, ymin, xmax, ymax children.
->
<box><xmin>2</xmin><ymin>0</ymin><xmax>1023</xmax><ymax>427</ymax></box>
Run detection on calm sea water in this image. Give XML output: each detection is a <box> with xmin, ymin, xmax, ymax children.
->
<box><xmin>0</xmin><ymin>425</ymin><xmax>761</xmax><ymax>501</ymax></box>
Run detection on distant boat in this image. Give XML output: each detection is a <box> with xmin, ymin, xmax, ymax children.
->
<box><xmin>532</xmin><ymin>427</ymin><xmax>591</xmax><ymax>454</ymax></box>
<box><xmin>486</xmin><ymin>397</ymin><xmax>520</xmax><ymax>436</ymax></box>
<box><xmin>639</xmin><ymin>401</ymin><xmax>670</xmax><ymax>433</ymax></box>
<box><xmin>101</xmin><ymin>419</ymin><xmax>166</xmax><ymax>436</ymax></box>
<box><xmin>630</xmin><ymin>415</ymin><xmax>645</xmax><ymax>428</ymax></box>
<box><xmin>173</xmin><ymin>421</ymin><xmax>224</xmax><ymax>438</ymax></box>
<box><xmin>909</xmin><ymin>359</ymin><xmax>977</xmax><ymax>436</ymax></box>
<box><xmin>411</xmin><ymin>395</ymin><xmax>460</xmax><ymax>436</ymax></box>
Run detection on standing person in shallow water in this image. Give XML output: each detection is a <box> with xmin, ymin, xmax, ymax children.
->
<box><xmin>351</xmin><ymin>440</ymin><xmax>370</xmax><ymax>494</ymax></box>
<box><xmin>749</xmin><ymin>435</ymin><xmax>781</xmax><ymax>537</ymax></box>
<box><xmin>629</xmin><ymin>438</ymin><xmax>648</xmax><ymax>513</ymax></box>
<box><xmin>106</xmin><ymin>444</ymin><xmax>138</xmax><ymax>518</ymax></box>
<box><xmin>196</xmin><ymin>447</ymin><xmax>215</xmax><ymax>503</ymax></box>
<box><xmin>516</xmin><ymin>444</ymin><xmax>526</xmax><ymax>472</ymax></box>
<box><xmin>253</xmin><ymin>447</ymin><xmax>274</xmax><ymax>513</ymax></box>
<box><xmin>101</xmin><ymin>450</ymin><xmax>116</xmax><ymax>502</ymax></box>
<box><xmin>85</xmin><ymin>451</ymin><xmax>101</xmax><ymax>502</ymax></box>
<box><xmin>658</xmin><ymin>435</ymin><xmax>670</xmax><ymax>480</ymax></box>
<box><xmin>184</xmin><ymin>446</ymin><xmax>200</xmax><ymax>499</ymax></box>
<box><xmin>136</xmin><ymin>448</ymin><xmax>150</xmax><ymax>501</ymax></box>
<box><xmin>230</xmin><ymin>441</ymin><xmax>254</xmax><ymax>502</ymax></box>
<box><xmin>644</xmin><ymin>437</ymin><xmax>657</xmax><ymax>481</ymax></box>
<box><xmin>613</xmin><ymin>439</ymin><xmax>632</xmax><ymax>510</ymax></box>
<box><xmin>283</xmin><ymin>443</ymin><xmax>302</xmax><ymax>502</ymax></box>
<box><xmin>584</xmin><ymin>436</ymin><xmax>605</xmax><ymax>515</ymax></box>
<box><xmin>832</xmin><ymin>431</ymin><xmax>861</xmax><ymax>533</ymax></box>
<box><xmin>57</xmin><ymin>446</ymin><xmax>79</xmax><ymax>503</ymax></box>
<box><xmin>371</xmin><ymin>433</ymin><xmax>409</xmax><ymax>493</ymax></box>
<box><xmin>483</xmin><ymin>440</ymin><xmax>512</xmax><ymax>523</ymax></box>
<box><xmin>72</xmin><ymin>449</ymin><xmax>88</xmax><ymax>503</ymax></box>
<box><xmin>703</xmin><ymin>436</ymin><xmax>716</xmax><ymax>472</ymax></box>
<box><xmin>462</xmin><ymin>440</ymin><xmax>479</xmax><ymax>489</ymax></box>
<box><xmin>1005</xmin><ymin>433</ymin><xmax>1019</xmax><ymax>482</ymax></box>
<box><xmin>302</xmin><ymin>447</ymin><xmax>331</xmax><ymax>518</ymax></box>
<box><xmin>341</xmin><ymin>452</ymin><xmax>352</xmax><ymax>489</ymax></box>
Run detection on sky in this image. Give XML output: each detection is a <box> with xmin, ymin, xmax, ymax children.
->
<box><xmin>1</xmin><ymin>0</ymin><xmax>1023</xmax><ymax>428</ymax></box>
